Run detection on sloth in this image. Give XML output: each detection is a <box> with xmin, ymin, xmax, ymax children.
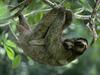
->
<box><xmin>17</xmin><ymin>6</ymin><xmax>88</xmax><ymax>66</ymax></box>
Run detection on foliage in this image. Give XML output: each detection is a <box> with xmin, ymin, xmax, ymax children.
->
<box><xmin>0</xmin><ymin>0</ymin><xmax>100</xmax><ymax>75</ymax></box>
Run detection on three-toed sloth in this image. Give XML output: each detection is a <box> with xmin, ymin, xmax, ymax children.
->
<box><xmin>17</xmin><ymin>7</ymin><xmax>88</xmax><ymax>66</ymax></box>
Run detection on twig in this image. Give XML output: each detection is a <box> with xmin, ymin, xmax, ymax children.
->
<box><xmin>8</xmin><ymin>23</ymin><xmax>19</xmax><ymax>41</ymax></box>
<box><xmin>86</xmin><ymin>0</ymin><xmax>100</xmax><ymax>45</ymax></box>
<box><xmin>43</xmin><ymin>0</ymin><xmax>60</xmax><ymax>8</ymax></box>
<box><xmin>59</xmin><ymin>0</ymin><xmax>66</xmax><ymax>5</ymax></box>
<box><xmin>0</xmin><ymin>21</ymin><xmax>18</xmax><ymax>41</ymax></box>
<box><xmin>0</xmin><ymin>21</ymin><xmax>11</xmax><ymax>27</ymax></box>
<box><xmin>25</xmin><ymin>8</ymin><xmax>51</xmax><ymax>17</ymax></box>
<box><xmin>74</xmin><ymin>14</ymin><xmax>91</xmax><ymax>20</ymax></box>
<box><xmin>10</xmin><ymin>0</ymin><xmax>26</xmax><ymax>11</ymax></box>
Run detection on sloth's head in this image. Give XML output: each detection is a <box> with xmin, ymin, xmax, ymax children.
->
<box><xmin>62</xmin><ymin>38</ymin><xmax>88</xmax><ymax>55</ymax></box>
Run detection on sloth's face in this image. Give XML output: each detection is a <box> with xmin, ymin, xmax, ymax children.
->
<box><xmin>63</xmin><ymin>38</ymin><xmax>88</xmax><ymax>56</ymax></box>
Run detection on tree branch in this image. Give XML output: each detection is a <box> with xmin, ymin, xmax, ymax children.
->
<box><xmin>87</xmin><ymin>0</ymin><xmax>100</xmax><ymax>45</ymax></box>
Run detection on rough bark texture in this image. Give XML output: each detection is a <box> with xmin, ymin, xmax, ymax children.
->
<box><xmin>17</xmin><ymin>7</ymin><xmax>88</xmax><ymax>66</ymax></box>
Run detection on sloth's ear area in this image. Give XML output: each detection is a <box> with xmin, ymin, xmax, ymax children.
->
<box><xmin>62</xmin><ymin>39</ymin><xmax>74</xmax><ymax>50</ymax></box>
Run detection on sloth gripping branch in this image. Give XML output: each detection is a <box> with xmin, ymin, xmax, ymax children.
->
<box><xmin>16</xmin><ymin>6</ymin><xmax>88</xmax><ymax>66</ymax></box>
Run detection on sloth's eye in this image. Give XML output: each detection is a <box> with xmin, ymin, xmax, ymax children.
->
<box><xmin>75</xmin><ymin>41</ymin><xmax>84</xmax><ymax>48</ymax></box>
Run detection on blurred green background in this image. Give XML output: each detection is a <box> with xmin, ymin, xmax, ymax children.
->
<box><xmin>0</xmin><ymin>0</ymin><xmax>100</xmax><ymax>75</ymax></box>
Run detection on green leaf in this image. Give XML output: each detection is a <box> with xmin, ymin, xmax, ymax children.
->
<box><xmin>11</xmin><ymin>21</ymin><xmax>17</xmax><ymax>32</ymax></box>
<box><xmin>4</xmin><ymin>33</ymin><xmax>8</xmax><ymax>41</ymax></box>
<box><xmin>0</xmin><ymin>3</ymin><xmax>9</xmax><ymax>22</ymax></box>
<box><xmin>34</xmin><ymin>12</ymin><xmax>43</xmax><ymax>23</ymax></box>
<box><xmin>6</xmin><ymin>40</ymin><xmax>16</xmax><ymax>48</ymax></box>
<box><xmin>12</xmin><ymin>55</ymin><xmax>21</xmax><ymax>69</ymax></box>
<box><xmin>4</xmin><ymin>45</ymin><xmax>15</xmax><ymax>60</ymax></box>
<box><xmin>80</xmin><ymin>0</ymin><xmax>92</xmax><ymax>12</ymax></box>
